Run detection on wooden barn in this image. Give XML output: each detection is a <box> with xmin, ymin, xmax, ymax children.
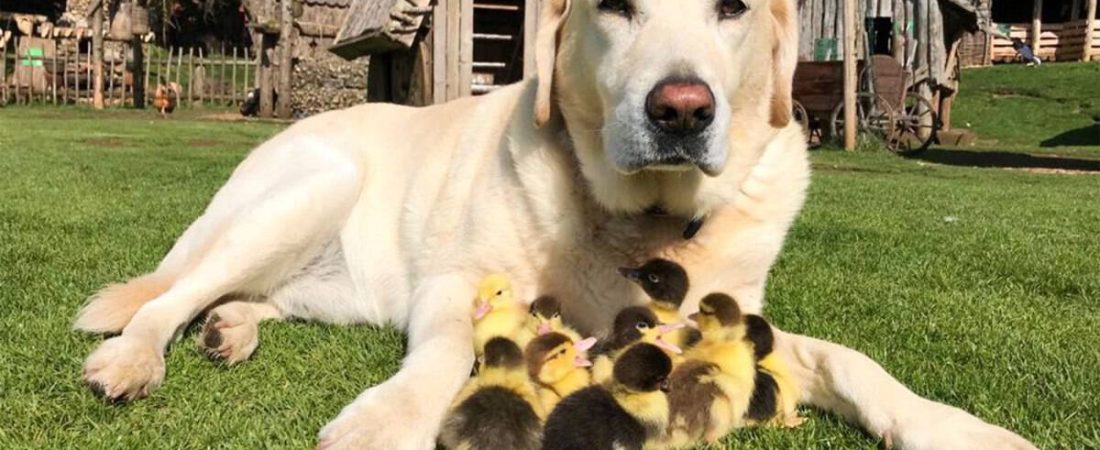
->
<box><xmin>958</xmin><ymin>0</ymin><xmax>1099</xmax><ymax>67</ymax></box>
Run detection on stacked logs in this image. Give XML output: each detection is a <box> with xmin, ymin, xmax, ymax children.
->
<box><xmin>290</xmin><ymin>52</ymin><xmax>368</xmax><ymax>116</ymax></box>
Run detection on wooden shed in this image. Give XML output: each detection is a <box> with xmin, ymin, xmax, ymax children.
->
<box><xmin>958</xmin><ymin>0</ymin><xmax>1099</xmax><ymax>67</ymax></box>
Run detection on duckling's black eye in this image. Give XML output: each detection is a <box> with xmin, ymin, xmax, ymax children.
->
<box><xmin>598</xmin><ymin>0</ymin><xmax>633</xmax><ymax>17</ymax></box>
<box><xmin>646</xmin><ymin>274</ymin><xmax>660</xmax><ymax>283</ymax></box>
<box><xmin>635</xmin><ymin>321</ymin><xmax>650</xmax><ymax>330</ymax></box>
<box><xmin>552</xmin><ymin>313</ymin><xmax>561</xmax><ymax>319</ymax></box>
<box><xmin>717</xmin><ymin>0</ymin><xmax>748</xmax><ymax>19</ymax></box>
<box><xmin>495</xmin><ymin>290</ymin><xmax>503</xmax><ymax>296</ymax></box>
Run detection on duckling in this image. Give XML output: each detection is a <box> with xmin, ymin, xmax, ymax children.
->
<box><xmin>542</xmin><ymin>343</ymin><xmax>673</xmax><ymax>450</ymax></box>
<box><xmin>471</xmin><ymin>273</ymin><xmax>526</xmax><ymax>356</ymax></box>
<box><xmin>743</xmin><ymin>313</ymin><xmax>804</xmax><ymax>428</ymax></box>
<box><xmin>618</xmin><ymin>259</ymin><xmax>688</xmax><ymax>325</ymax></box>
<box><xmin>619</xmin><ymin>258</ymin><xmax>702</xmax><ymax>349</ymax></box>
<box><xmin>514</xmin><ymin>296</ymin><xmax>583</xmax><ymax>348</ymax></box>
<box><xmin>590</xmin><ymin>306</ymin><xmax>684</xmax><ymax>384</ymax></box>
<box><xmin>440</xmin><ymin>337</ymin><xmax>544</xmax><ymax>450</ymax></box>
<box><xmin>525</xmin><ymin>331</ymin><xmax>597</xmax><ymax>412</ymax></box>
<box><xmin>680</xmin><ymin>293</ymin><xmax>757</xmax><ymax>432</ymax></box>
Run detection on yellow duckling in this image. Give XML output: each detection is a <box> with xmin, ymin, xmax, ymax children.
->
<box><xmin>590</xmin><ymin>306</ymin><xmax>684</xmax><ymax>384</ymax></box>
<box><xmin>472</xmin><ymin>273</ymin><xmax>526</xmax><ymax>356</ymax></box>
<box><xmin>515</xmin><ymin>296</ymin><xmax>584</xmax><ymax>348</ymax></box>
<box><xmin>743</xmin><ymin>313</ymin><xmax>804</xmax><ymax>428</ymax></box>
<box><xmin>542</xmin><ymin>343</ymin><xmax>673</xmax><ymax>450</ymax></box>
<box><xmin>440</xmin><ymin>337</ymin><xmax>544</xmax><ymax>450</ymax></box>
<box><xmin>525</xmin><ymin>331</ymin><xmax>597</xmax><ymax>412</ymax></box>
<box><xmin>679</xmin><ymin>293</ymin><xmax>757</xmax><ymax>434</ymax></box>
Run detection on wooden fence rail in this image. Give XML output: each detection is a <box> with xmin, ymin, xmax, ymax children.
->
<box><xmin>1</xmin><ymin>38</ymin><xmax>255</xmax><ymax>108</ymax></box>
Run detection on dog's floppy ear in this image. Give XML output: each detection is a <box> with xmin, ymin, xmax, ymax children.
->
<box><xmin>768</xmin><ymin>0</ymin><xmax>798</xmax><ymax>128</ymax></box>
<box><xmin>534</xmin><ymin>0</ymin><xmax>572</xmax><ymax>128</ymax></box>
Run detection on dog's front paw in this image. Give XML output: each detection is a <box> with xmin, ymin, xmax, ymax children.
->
<box><xmin>888</xmin><ymin>402</ymin><xmax>1036</xmax><ymax>450</ymax></box>
<box><xmin>198</xmin><ymin>310</ymin><xmax>259</xmax><ymax>364</ymax></box>
<box><xmin>83</xmin><ymin>336</ymin><xmax>165</xmax><ymax>403</ymax></box>
<box><xmin>316</xmin><ymin>384</ymin><xmax>438</xmax><ymax>450</ymax></box>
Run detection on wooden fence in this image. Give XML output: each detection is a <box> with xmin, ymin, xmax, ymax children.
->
<box><xmin>1</xmin><ymin>38</ymin><xmax>254</xmax><ymax>108</ymax></box>
<box><xmin>991</xmin><ymin>20</ymin><xmax>1100</xmax><ymax>62</ymax></box>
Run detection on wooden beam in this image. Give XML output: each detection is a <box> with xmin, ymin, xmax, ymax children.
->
<box><xmin>1032</xmin><ymin>0</ymin><xmax>1043</xmax><ymax>57</ymax></box>
<box><xmin>91</xmin><ymin>0</ymin><xmax>104</xmax><ymax>109</ymax></box>
<box><xmin>843</xmin><ymin>0</ymin><xmax>857</xmax><ymax>151</ymax></box>
<box><xmin>1086</xmin><ymin>0</ymin><xmax>1098</xmax><ymax>61</ymax></box>
<box><xmin>432</xmin><ymin>0</ymin><xmax>448</xmax><ymax>104</ymax></box>
<box><xmin>459</xmin><ymin>0</ymin><xmax>473</xmax><ymax>96</ymax></box>
<box><xmin>523</xmin><ymin>0</ymin><xmax>538</xmax><ymax>77</ymax></box>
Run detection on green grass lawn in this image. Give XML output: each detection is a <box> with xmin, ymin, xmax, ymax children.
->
<box><xmin>1</xmin><ymin>78</ymin><xmax>1099</xmax><ymax>449</ymax></box>
<box><xmin>949</xmin><ymin>61</ymin><xmax>1100</xmax><ymax>159</ymax></box>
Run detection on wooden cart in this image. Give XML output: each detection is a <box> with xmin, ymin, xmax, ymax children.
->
<box><xmin>791</xmin><ymin>55</ymin><xmax>939</xmax><ymax>155</ymax></box>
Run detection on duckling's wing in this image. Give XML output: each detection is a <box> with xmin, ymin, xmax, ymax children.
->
<box><xmin>667</xmin><ymin>360</ymin><xmax>723</xmax><ymax>438</ymax></box>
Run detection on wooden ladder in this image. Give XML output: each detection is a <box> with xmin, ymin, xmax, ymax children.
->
<box><xmin>470</xmin><ymin>0</ymin><xmax>525</xmax><ymax>94</ymax></box>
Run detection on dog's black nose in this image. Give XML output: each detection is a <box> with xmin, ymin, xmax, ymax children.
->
<box><xmin>645</xmin><ymin>77</ymin><xmax>715</xmax><ymax>135</ymax></box>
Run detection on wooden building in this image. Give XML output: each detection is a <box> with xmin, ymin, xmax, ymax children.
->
<box><xmin>959</xmin><ymin>0</ymin><xmax>1099</xmax><ymax>67</ymax></box>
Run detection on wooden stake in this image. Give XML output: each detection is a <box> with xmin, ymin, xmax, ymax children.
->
<box><xmin>259</xmin><ymin>34</ymin><xmax>274</xmax><ymax>117</ymax></box>
<box><xmin>52</xmin><ymin>42</ymin><xmax>58</xmax><ymax>105</ymax></box>
<box><xmin>1032</xmin><ymin>0</ymin><xmax>1043</xmax><ymax>58</ymax></box>
<box><xmin>143</xmin><ymin>42</ymin><xmax>151</xmax><ymax>107</ymax></box>
<box><xmin>175</xmin><ymin>46</ymin><xmax>183</xmax><ymax>90</ymax></box>
<box><xmin>62</xmin><ymin>41</ymin><xmax>69</xmax><ymax>104</ymax></box>
<box><xmin>843</xmin><ymin>0</ymin><xmax>857</xmax><ymax>151</ymax></box>
<box><xmin>243</xmin><ymin>47</ymin><xmax>251</xmax><ymax>93</ymax></box>
<box><xmin>1</xmin><ymin>39</ymin><xmax>7</xmax><ymax>105</ymax></box>
<box><xmin>92</xmin><ymin>0</ymin><xmax>105</xmax><ymax>109</ymax></box>
<box><xmin>188</xmin><ymin>47</ymin><xmax>195</xmax><ymax>105</ymax></box>
<box><xmin>232</xmin><ymin>46</ymin><xmax>238</xmax><ymax>104</ymax></box>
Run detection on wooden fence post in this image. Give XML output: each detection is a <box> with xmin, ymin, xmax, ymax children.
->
<box><xmin>259</xmin><ymin>34</ymin><xmax>274</xmax><ymax>117</ymax></box>
<box><xmin>1086</xmin><ymin>0</ymin><xmax>1098</xmax><ymax>61</ymax></box>
<box><xmin>188</xmin><ymin>47</ymin><xmax>195</xmax><ymax>105</ymax></box>
<box><xmin>843</xmin><ymin>0</ymin><xmax>857</xmax><ymax>151</ymax></box>
<box><xmin>232</xmin><ymin>47</ymin><xmax>238</xmax><ymax>105</ymax></box>
<box><xmin>1032</xmin><ymin>0</ymin><xmax>1043</xmax><ymax>58</ymax></box>
<box><xmin>52</xmin><ymin>42</ymin><xmax>58</xmax><ymax>105</ymax></box>
<box><xmin>276</xmin><ymin>0</ymin><xmax>294</xmax><ymax>118</ymax></box>
<box><xmin>92</xmin><ymin>0</ymin><xmax>105</xmax><ymax>109</ymax></box>
<box><xmin>1</xmin><ymin>39</ymin><xmax>7</xmax><ymax>105</ymax></box>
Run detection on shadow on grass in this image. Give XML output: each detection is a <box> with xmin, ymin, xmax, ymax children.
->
<box><xmin>1040</xmin><ymin>124</ymin><xmax>1099</xmax><ymax>147</ymax></box>
<box><xmin>909</xmin><ymin>148</ymin><xmax>1100</xmax><ymax>172</ymax></box>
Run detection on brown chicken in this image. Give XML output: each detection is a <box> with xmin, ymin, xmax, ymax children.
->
<box><xmin>153</xmin><ymin>80</ymin><xmax>180</xmax><ymax>118</ymax></box>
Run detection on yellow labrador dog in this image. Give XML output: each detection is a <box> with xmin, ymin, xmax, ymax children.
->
<box><xmin>75</xmin><ymin>0</ymin><xmax>1036</xmax><ymax>448</ymax></box>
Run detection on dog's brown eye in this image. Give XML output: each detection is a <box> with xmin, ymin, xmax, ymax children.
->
<box><xmin>717</xmin><ymin>0</ymin><xmax>748</xmax><ymax>19</ymax></box>
<box><xmin>598</xmin><ymin>0</ymin><xmax>633</xmax><ymax>17</ymax></box>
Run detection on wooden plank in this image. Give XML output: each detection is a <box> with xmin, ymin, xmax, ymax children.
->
<box><xmin>232</xmin><ymin>47</ymin><xmax>239</xmax><ymax>105</ymax></box>
<box><xmin>62</xmin><ymin>41</ymin><xmax>69</xmax><ymax>104</ymax></box>
<box><xmin>243</xmin><ymin>47</ymin><xmax>251</xmax><ymax>94</ymax></box>
<box><xmin>523</xmin><ymin>0</ymin><xmax>538</xmax><ymax>76</ymax></box>
<box><xmin>175</xmin><ymin>46</ymin><xmax>183</xmax><ymax>94</ymax></box>
<box><xmin>843</xmin><ymin>0</ymin><xmax>856</xmax><ymax>150</ymax></box>
<box><xmin>259</xmin><ymin>34</ymin><xmax>275</xmax><ymax>117</ymax></box>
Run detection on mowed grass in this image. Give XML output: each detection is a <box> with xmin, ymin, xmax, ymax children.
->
<box><xmin>1</xmin><ymin>98</ymin><xmax>1098</xmax><ymax>449</ymax></box>
<box><xmin>950</xmin><ymin>61</ymin><xmax>1100</xmax><ymax>158</ymax></box>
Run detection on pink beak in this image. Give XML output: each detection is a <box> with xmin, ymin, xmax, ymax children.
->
<box><xmin>537</xmin><ymin>322</ymin><xmax>552</xmax><ymax>335</ymax></box>
<box><xmin>473</xmin><ymin>301</ymin><xmax>492</xmax><ymax>320</ymax></box>
<box><xmin>654</xmin><ymin>323</ymin><xmax>684</xmax><ymax>354</ymax></box>
<box><xmin>574</xmin><ymin>337</ymin><xmax>597</xmax><ymax>353</ymax></box>
<box><xmin>573</xmin><ymin>355</ymin><xmax>592</xmax><ymax>368</ymax></box>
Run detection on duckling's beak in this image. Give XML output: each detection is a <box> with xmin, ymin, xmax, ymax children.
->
<box><xmin>654</xmin><ymin>323</ymin><xmax>685</xmax><ymax>354</ymax></box>
<box><xmin>473</xmin><ymin>301</ymin><xmax>492</xmax><ymax>320</ymax></box>
<box><xmin>573</xmin><ymin>354</ymin><xmax>592</xmax><ymax>368</ymax></box>
<box><xmin>574</xmin><ymin>337</ymin><xmax>598</xmax><ymax>353</ymax></box>
<box><xmin>687</xmin><ymin>312</ymin><xmax>700</xmax><ymax>323</ymax></box>
<box><xmin>618</xmin><ymin>267</ymin><xmax>642</xmax><ymax>282</ymax></box>
<box><xmin>537</xmin><ymin>322</ymin><xmax>552</xmax><ymax>335</ymax></box>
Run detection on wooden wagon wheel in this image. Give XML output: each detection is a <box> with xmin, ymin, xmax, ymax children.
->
<box><xmin>889</xmin><ymin>92</ymin><xmax>939</xmax><ymax>155</ymax></box>
<box><xmin>792</xmin><ymin>100</ymin><xmax>811</xmax><ymax>143</ymax></box>
<box><xmin>829</xmin><ymin>93</ymin><xmax>897</xmax><ymax>147</ymax></box>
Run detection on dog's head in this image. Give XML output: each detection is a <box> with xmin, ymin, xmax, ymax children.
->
<box><xmin>534</xmin><ymin>0</ymin><xmax>798</xmax><ymax>216</ymax></box>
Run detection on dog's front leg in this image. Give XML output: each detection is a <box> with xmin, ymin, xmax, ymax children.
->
<box><xmin>318</xmin><ymin>274</ymin><xmax>475</xmax><ymax>450</ymax></box>
<box><xmin>774</xmin><ymin>330</ymin><xmax>1037</xmax><ymax>450</ymax></box>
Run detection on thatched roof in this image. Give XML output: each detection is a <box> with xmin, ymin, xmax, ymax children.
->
<box><xmin>330</xmin><ymin>0</ymin><xmax>424</xmax><ymax>59</ymax></box>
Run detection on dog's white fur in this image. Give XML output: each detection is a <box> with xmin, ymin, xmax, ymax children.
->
<box><xmin>75</xmin><ymin>0</ymin><xmax>1036</xmax><ymax>448</ymax></box>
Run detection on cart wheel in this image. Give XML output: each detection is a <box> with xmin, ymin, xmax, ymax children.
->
<box><xmin>829</xmin><ymin>93</ymin><xmax>896</xmax><ymax>147</ymax></box>
<box><xmin>889</xmin><ymin>93</ymin><xmax>939</xmax><ymax>155</ymax></box>
<box><xmin>792</xmin><ymin>101</ymin><xmax>811</xmax><ymax>142</ymax></box>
